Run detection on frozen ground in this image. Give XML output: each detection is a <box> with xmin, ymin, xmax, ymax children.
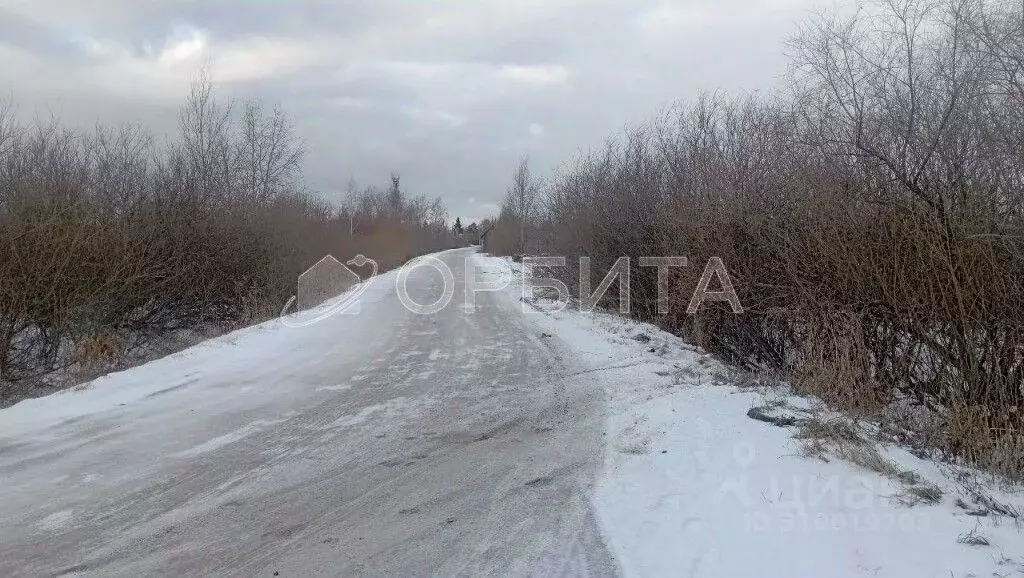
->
<box><xmin>2</xmin><ymin>247</ymin><xmax>1021</xmax><ymax>577</ymax></box>
<box><xmin>472</xmin><ymin>252</ymin><xmax>1024</xmax><ymax>578</ymax></box>
<box><xmin>0</xmin><ymin>248</ymin><xmax>615</xmax><ymax>577</ymax></box>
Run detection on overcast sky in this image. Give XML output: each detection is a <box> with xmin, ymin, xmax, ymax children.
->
<box><xmin>1</xmin><ymin>0</ymin><xmax>831</xmax><ymax>223</ymax></box>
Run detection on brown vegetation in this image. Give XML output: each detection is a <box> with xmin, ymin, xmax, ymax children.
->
<box><xmin>492</xmin><ymin>0</ymin><xmax>1024</xmax><ymax>479</ymax></box>
<box><xmin>0</xmin><ymin>75</ymin><xmax>454</xmax><ymax>403</ymax></box>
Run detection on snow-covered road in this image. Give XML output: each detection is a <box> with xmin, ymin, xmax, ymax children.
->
<box><xmin>0</xmin><ymin>247</ymin><xmax>616</xmax><ymax>577</ymax></box>
<box><xmin>4</xmin><ymin>247</ymin><xmax>1022</xmax><ymax>578</ymax></box>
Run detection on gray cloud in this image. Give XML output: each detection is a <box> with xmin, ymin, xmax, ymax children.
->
<box><xmin>0</xmin><ymin>0</ymin><xmax>826</xmax><ymax>223</ymax></box>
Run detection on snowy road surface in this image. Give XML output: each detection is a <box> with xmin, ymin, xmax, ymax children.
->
<box><xmin>0</xmin><ymin>247</ymin><xmax>617</xmax><ymax>577</ymax></box>
<box><xmin>4</xmin><ymin>247</ymin><xmax>1022</xmax><ymax>578</ymax></box>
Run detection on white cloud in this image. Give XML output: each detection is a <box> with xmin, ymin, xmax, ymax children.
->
<box><xmin>73</xmin><ymin>36</ymin><xmax>124</xmax><ymax>59</ymax></box>
<box><xmin>0</xmin><ymin>0</ymin><xmax>833</xmax><ymax>229</ymax></box>
<box><xmin>331</xmin><ymin>60</ymin><xmax>570</xmax><ymax>115</ymax></box>
<box><xmin>371</xmin><ymin>60</ymin><xmax>461</xmax><ymax>81</ymax></box>
<box><xmin>349</xmin><ymin>60</ymin><xmax>569</xmax><ymax>90</ymax></box>
<box><xmin>212</xmin><ymin>36</ymin><xmax>331</xmax><ymax>83</ymax></box>
<box><xmin>498</xmin><ymin>64</ymin><xmax>568</xmax><ymax>86</ymax></box>
<box><xmin>331</xmin><ymin>97</ymin><xmax>373</xmax><ymax>110</ymax></box>
<box><xmin>157</xmin><ymin>24</ymin><xmax>207</xmax><ymax>67</ymax></box>
<box><xmin>636</xmin><ymin>2</ymin><xmax>719</xmax><ymax>34</ymax></box>
<box><xmin>54</xmin><ymin>24</ymin><xmax>338</xmax><ymax>101</ymax></box>
<box><xmin>636</xmin><ymin>0</ymin><xmax>820</xmax><ymax>39</ymax></box>
<box><xmin>401</xmin><ymin>105</ymin><xmax>468</xmax><ymax>129</ymax></box>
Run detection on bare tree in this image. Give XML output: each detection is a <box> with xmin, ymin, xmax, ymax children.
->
<box><xmin>178</xmin><ymin>70</ymin><xmax>234</xmax><ymax>203</ymax></box>
<box><xmin>0</xmin><ymin>92</ymin><xmax>16</xmax><ymax>159</ymax></box>
<box><xmin>427</xmin><ymin>196</ymin><xmax>448</xmax><ymax>230</ymax></box>
<box><xmin>236</xmin><ymin>99</ymin><xmax>304</xmax><ymax>204</ymax></box>
<box><xmin>0</xmin><ymin>92</ymin><xmax>21</xmax><ymax>193</ymax></box>
<box><xmin>88</xmin><ymin>123</ymin><xmax>153</xmax><ymax>214</ymax></box>
<box><xmin>788</xmin><ymin>0</ymin><xmax>1001</xmax><ymax>222</ymax></box>
<box><xmin>502</xmin><ymin>156</ymin><xmax>539</xmax><ymax>253</ymax></box>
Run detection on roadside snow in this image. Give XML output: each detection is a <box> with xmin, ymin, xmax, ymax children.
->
<box><xmin>0</xmin><ymin>264</ymin><xmax>401</xmax><ymax>441</ymax></box>
<box><xmin>5</xmin><ymin>248</ymin><xmax>1021</xmax><ymax>578</ymax></box>
<box><xmin>473</xmin><ymin>252</ymin><xmax>1024</xmax><ymax>578</ymax></box>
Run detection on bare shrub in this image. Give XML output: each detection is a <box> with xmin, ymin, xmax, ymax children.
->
<box><xmin>495</xmin><ymin>0</ymin><xmax>1024</xmax><ymax>479</ymax></box>
<box><xmin>0</xmin><ymin>77</ymin><xmax>455</xmax><ymax>404</ymax></box>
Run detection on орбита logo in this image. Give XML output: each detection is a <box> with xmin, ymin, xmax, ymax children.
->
<box><xmin>279</xmin><ymin>254</ymin><xmax>378</xmax><ymax>327</ymax></box>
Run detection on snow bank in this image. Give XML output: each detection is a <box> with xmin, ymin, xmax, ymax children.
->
<box><xmin>472</xmin><ymin>252</ymin><xmax>1024</xmax><ymax>578</ymax></box>
<box><xmin>0</xmin><ymin>264</ymin><xmax>403</xmax><ymax>440</ymax></box>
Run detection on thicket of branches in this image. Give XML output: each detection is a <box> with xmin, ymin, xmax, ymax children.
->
<box><xmin>492</xmin><ymin>0</ymin><xmax>1024</xmax><ymax>478</ymax></box>
<box><xmin>0</xmin><ymin>75</ymin><xmax>453</xmax><ymax>402</ymax></box>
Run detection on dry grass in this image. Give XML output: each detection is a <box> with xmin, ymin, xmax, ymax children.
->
<box><xmin>949</xmin><ymin>465</ymin><xmax>1023</xmax><ymax>525</ymax></box>
<box><xmin>795</xmin><ymin>415</ymin><xmax>946</xmax><ymax>506</ymax></box>
<box><xmin>957</xmin><ymin>524</ymin><xmax>991</xmax><ymax>547</ymax></box>
<box><xmin>795</xmin><ymin>417</ymin><xmax>894</xmax><ymax>474</ymax></box>
<box><xmin>76</xmin><ymin>333</ymin><xmax>122</xmax><ymax>370</ymax></box>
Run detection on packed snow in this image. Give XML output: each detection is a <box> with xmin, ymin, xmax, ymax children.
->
<box><xmin>473</xmin><ymin>251</ymin><xmax>1024</xmax><ymax>578</ymax></box>
<box><xmin>0</xmin><ymin>247</ymin><xmax>615</xmax><ymax>576</ymax></box>
<box><xmin>0</xmin><ymin>261</ymin><xmax>403</xmax><ymax>440</ymax></box>
<box><xmin>2</xmin><ymin>248</ymin><xmax>1020</xmax><ymax>577</ymax></box>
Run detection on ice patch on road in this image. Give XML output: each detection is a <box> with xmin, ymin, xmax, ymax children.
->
<box><xmin>331</xmin><ymin>405</ymin><xmax>381</xmax><ymax>429</ymax></box>
<box><xmin>316</xmin><ymin>384</ymin><xmax>352</xmax><ymax>393</ymax></box>
<box><xmin>329</xmin><ymin>396</ymin><xmax>434</xmax><ymax>430</ymax></box>
<box><xmin>173</xmin><ymin>419</ymin><xmax>285</xmax><ymax>458</ymax></box>
<box><xmin>36</xmin><ymin>509</ymin><xmax>73</xmax><ymax>532</ymax></box>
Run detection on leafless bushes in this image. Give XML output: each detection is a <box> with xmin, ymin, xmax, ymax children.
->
<box><xmin>490</xmin><ymin>157</ymin><xmax>541</xmax><ymax>257</ymax></box>
<box><xmin>0</xmin><ymin>77</ymin><xmax>453</xmax><ymax>403</ymax></box>
<box><xmin>498</xmin><ymin>0</ymin><xmax>1024</xmax><ymax>479</ymax></box>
